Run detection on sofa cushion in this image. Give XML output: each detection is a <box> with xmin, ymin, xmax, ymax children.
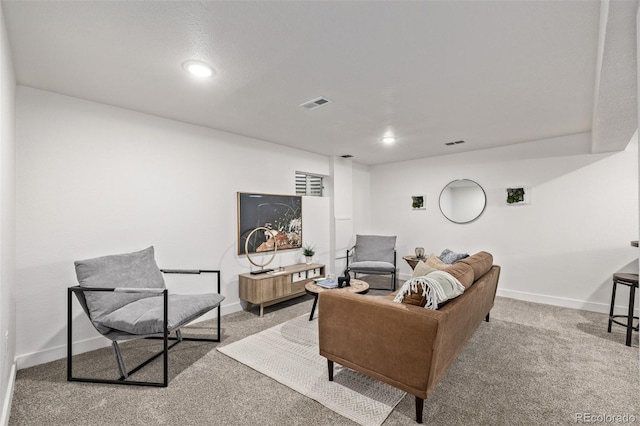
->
<box><xmin>443</xmin><ymin>262</ymin><xmax>475</xmax><ymax>289</ymax></box>
<box><xmin>421</xmin><ymin>254</ymin><xmax>474</xmax><ymax>288</ymax></box>
<box><xmin>74</xmin><ymin>246</ymin><xmax>165</xmax><ymax>333</ymax></box>
<box><xmin>439</xmin><ymin>248</ymin><xmax>469</xmax><ymax>264</ymax></box>
<box><xmin>99</xmin><ymin>293</ymin><xmax>225</xmax><ymax>335</ymax></box>
<box><xmin>459</xmin><ymin>251</ymin><xmax>493</xmax><ymax>280</ymax></box>
<box><xmin>393</xmin><ymin>271</ymin><xmax>465</xmax><ymax>309</ymax></box>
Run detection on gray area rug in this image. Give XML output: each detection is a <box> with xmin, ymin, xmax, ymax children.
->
<box><xmin>218</xmin><ymin>313</ymin><xmax>405</xmax><ymax>426</ymax></box>
<box><xmin>8</xmin><ymin>275</ymin><xmax>639</xmax><ymax>425</ymax></box>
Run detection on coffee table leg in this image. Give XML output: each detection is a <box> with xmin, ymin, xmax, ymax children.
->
<box><xmin>309</xmin><ymin>294</ymin><xmax>319</xmax><ymax>321</ymax></box>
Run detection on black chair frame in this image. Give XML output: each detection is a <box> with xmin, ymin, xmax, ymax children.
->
<box><xmin>67</xmin><ymin>269</ymin><xmax>221</xmax><ymax>387</ymax></box>
<box><xmin>346</xmin><ymin>246</ymin><xmax>397</xmax><ymax>291</ymax></box>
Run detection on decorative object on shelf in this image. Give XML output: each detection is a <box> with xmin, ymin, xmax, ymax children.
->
<box><xmin>302</xmin><ymin>244</ymin><xmax>316</xmax><ymax>264</ymax></box>
<box><xmin>506</xmin><ymin>186</ymin><xmax>529</xmax><ymax>205</ymax></box>
<box><xmin>237</xmin><ymin>192</ymin><xmax>302</xmax><ymax>255</ymax></box>
<box><xmin>245</xmin><ymin>226</ymin><xmax>277</xmax><ymax>274</ymax></box>
<box><xmin>411</xmin><ymin>195</ymin><xmax>425</xmax><ymax>210</ymax></box>
<box><xmin>415</xmin><ymin>247</ymin><xmax>425</xmax><ymax>259</ymax></box>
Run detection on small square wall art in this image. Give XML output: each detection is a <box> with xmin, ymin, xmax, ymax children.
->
<box><xmin>506</xmin><ymin>186</ymin><xmax>529</xmax><ymax>205</ymax></box>
<box><xmin>411</xmin><ymin>195</ymin><xmax>425</xmax><ymax>210</ymax></box>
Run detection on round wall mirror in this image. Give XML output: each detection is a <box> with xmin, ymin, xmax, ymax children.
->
<box><xmin>439</xmin><ymin>179</ymin><xmax>487</xmax><ymax>224</ymax></box>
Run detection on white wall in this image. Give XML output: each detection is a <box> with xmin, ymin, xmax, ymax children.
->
<box><xmin>0</xmin><ymin>3</ymin><xmax>16</xmax><ymax>424</ymax></box>
<box><xmin>369</xmin><ymin>132</ymin><xmax>639</xmax><ymax>313</ymax></box>
<box><xmin>15</xmin><ymin>86</ymin><xmax>332</xmax><ymax>368</ymax></box>
<box><xmin>352</xmin><ymin>162</ymin><xmax>371</xmax><ymax>236</ymax></box>
<box><xmin>329</xmin><ymin>157</ymin><xmax>354</xmax><ymax>274</ymax></box>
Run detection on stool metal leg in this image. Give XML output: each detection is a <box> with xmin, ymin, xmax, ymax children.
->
<box><xmin>608</xmin><ymin>280</ymin><xmax>618</xmax><ymax>333</ymax></box>
<box><xmin>626</xmin><ymin>283</ymin><xmax>636</xmax><ymax>346</ymax></box>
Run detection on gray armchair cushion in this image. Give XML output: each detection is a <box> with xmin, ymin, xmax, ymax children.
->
<box><xmin>99</xmin><ymin>293</ymin><xmax>225</xmax><ymax>335</ymax></box>
<box><xmin>349</xmin><ymin>261</ymin><xmax>395</xmax><ymax>273</ymax></box>
<box><xmin>74</xmin><ymin>246</ymin><xmax>165</xmax><ymax>333</ymax></box>
<box><xmin>353</xmin><ymin>235</ymin><xmax>396</xmax><ymax>263</ymax></box>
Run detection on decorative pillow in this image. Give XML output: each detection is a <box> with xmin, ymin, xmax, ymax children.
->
<box><xmin>425</xmin><ymin>253</ymin><xmax>447</xmax><ymax>269</ymax></box>
<box><xmin>393</xmin><ymin>270</ymin><xmax>465</xmax><ymax>309</ymax></box>
<box><xmin>439</xmin><ymin>248</ymin><xmax>469</xmax><ymax>264</ymax></box>
<box><xmin>74</xmin><ymin>246</ymin><xmax>165</xmax><ymax>332</ymax></box>
<box><xmin>411</xmin><ymin>261</ymin><xmax>437</xmax><ymax>278</ymax></box>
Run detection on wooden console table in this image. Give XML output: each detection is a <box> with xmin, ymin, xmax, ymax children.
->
<box><xmin>239</xmin><ymin>263</ymin><xmax>325</xmax><ymax>317</ymax></box>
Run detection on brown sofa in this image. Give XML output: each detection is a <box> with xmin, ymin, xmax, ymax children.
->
<box><xmin>318</xmin><ymin>251</ymin><xmax>500</xmax><ymax>423</ymax></box>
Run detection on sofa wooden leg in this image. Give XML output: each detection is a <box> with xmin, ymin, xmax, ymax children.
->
<box><xmin>415</xmin><ymin>396</ymin><xmax>424</xmax><ymax>423</ymax></box>
<box><xmin>485</xmin><ymin>312</ymin><xmax>490</xmax><ymax>322</ymax></box>
<box><xmin>328</xmin><ymin>359</ymin><xmax>334</xmax><ymax>381</ymax></box>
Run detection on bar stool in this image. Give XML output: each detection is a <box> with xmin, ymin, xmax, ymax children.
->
<box><xmin>608</xmin><ymin>273</ymin><xmax>639</xmax><ymax>346</ymax></box>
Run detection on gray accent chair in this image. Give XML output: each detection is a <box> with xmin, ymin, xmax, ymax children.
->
<box><xmin>346</xmin><ymin>235</ymin><xmax>397</xmax><ymax>291</ymax></box>
<box><xmin>67</xmin><ymin>246</ymin><xmax>225</xmax><ymax>387</ymax></box>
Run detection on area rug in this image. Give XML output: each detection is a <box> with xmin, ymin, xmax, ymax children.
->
<box><xmin>217</xmin><ymin>314</ymin><xmax>405</xmax><ymax>426</ymax></box>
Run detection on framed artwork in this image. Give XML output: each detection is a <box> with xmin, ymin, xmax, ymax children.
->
<box><xmin>237</xmin><ymin>192</ymin><xmax>302</xmax><ymax>255</ymax></box>
<box><xmin>411</xmin><ymin>195</ymin><xmax>425</xmax><ymax>210</ymax></box>
<box><xmin>506</xmin><ymin>186</ymin><xmax>529</xmax><ymax>205</ymax></box>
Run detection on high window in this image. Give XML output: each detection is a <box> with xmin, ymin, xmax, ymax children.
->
<box><xmin>295</xmin><ymin>172</ymin><xmax>323</xmax><ymax>196</ymax></box>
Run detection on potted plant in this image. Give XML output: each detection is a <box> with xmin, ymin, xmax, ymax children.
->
<box><xmin>302</xmin><ymin>244</ymin><xmax>316</xmax><ymax>264</ymax></box>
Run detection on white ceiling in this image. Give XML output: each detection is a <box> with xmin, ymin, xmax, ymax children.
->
<box><xmin>2</xmin><ymin>0</ymin><xmax>638</xmax><ymax>165</ymax></box>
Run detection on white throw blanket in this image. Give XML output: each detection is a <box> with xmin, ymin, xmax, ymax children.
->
<box><xmin>393</xmin><ymin>270</ymin><xmax>465</xmax><ymax>309</ymax></box>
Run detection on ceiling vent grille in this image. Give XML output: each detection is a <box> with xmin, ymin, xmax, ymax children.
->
<box><xmin>445</xmin><ymin>140</ymin><xmax>466</xmax><ymax>146</ymax></box>
<box><xmin>300</xmin><ymin>96</ymin><xmax>332</xmax><ymax>110</ymax></box>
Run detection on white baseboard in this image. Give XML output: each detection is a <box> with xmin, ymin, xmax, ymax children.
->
<box><xmin>16</xmin><ymin>335</ymin><xmax>110</xmax><ymax>370</ymax></box>
<box><xmin>496</xmin><ymin>288</ymin><xmax>640</xmax><ymax>316</ymax></box>
<box><xmin>1</xmin><ymin>362</ymin><xmax>16</xmax><ymax>426</ymax></box>
<box><xmin>15</xmin><ymin>301</ymin><xmax>244</xmax><ymax>370</ymax></box>
<box><xmin>399</xmin><ymin>273</ymin><xmax>639</xmax><ymax>316</ymax></box>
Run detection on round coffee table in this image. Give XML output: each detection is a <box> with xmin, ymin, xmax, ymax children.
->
<box><xmin>305</xmin><ymin>279</ymin><xmax>369</xmax><ymax>321</ymax></box>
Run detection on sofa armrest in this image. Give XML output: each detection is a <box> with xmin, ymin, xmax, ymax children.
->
<box><xmin>318</xmin><ymin>291</ymin><xmax>444</xmax><ymax>397</ymax></box>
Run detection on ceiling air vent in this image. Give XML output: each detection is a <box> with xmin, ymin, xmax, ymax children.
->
<box><xmin>300</xmin><ymin>96</ymin><xmax>333</xmax><ymax>110</ymax></box>
<box><xmin>445</xmin><ymin>140</ymin><xmax>465</xmax><ymax>146</ymax></box>
<box><xmin>341</xmin><ymin>154</ymin><xmax>354</xmax><ymax>158</ymax></box>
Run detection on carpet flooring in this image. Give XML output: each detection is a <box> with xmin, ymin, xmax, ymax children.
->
<box><xmin>8</xmin><ymin>276</ymin><xmax>639</xmax><ymax>425</ymax></box>
<box><xmin>218</xmin><ymin>313</ymin><xmax>405</xmax><ymax>426</ymax></box>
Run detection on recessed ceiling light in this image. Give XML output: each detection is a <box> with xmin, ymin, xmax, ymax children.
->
<box><xmin>381</xmin><ymin>136</ymin><xmax>396</xmax><ymax>144</ymax></box>
<box><xmin>182</xmin><ymin>60</ymin><xmax>215</xmax><ymax>78</ymax></box>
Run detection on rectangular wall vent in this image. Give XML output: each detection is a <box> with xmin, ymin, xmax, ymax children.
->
<box><xmin>300</xmin><ymin>96</ymin><xmax>333</xmax><ymax>110</ymax></box>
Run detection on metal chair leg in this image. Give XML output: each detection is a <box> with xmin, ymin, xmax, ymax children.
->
<box><xmin>608</xmin><ymin>280</ymin><xmax>617</xmax><ymax>333</ymax></box>
<box><xmin>112</xmin><ymin>341</ymin><xmax>128</xmax><ymax>379</ymax></box>
<box><xmin>627</xmin><ymin>284</ymin><xmax>636</xmax><ymax>346</ymax></box>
